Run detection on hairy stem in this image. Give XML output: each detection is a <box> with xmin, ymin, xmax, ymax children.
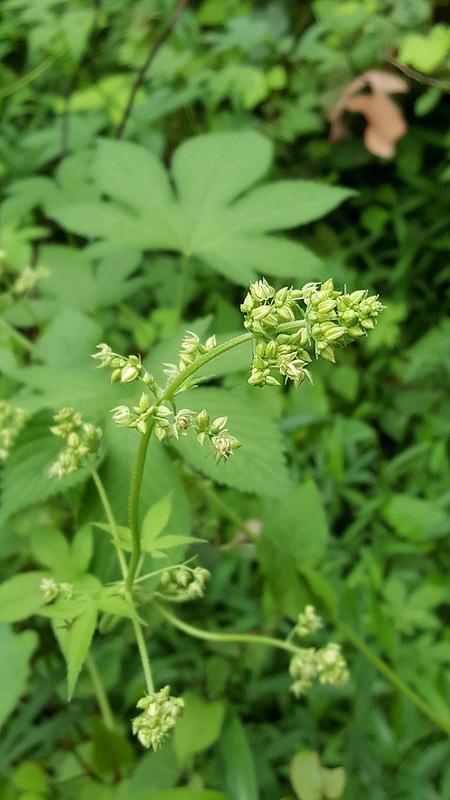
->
<box><xmin>154</xmin><ymin>602</ymin><xmax>299</xmax><ymax>655</ymax></box>
<box><xmin>85</xmin><ymin>652</ymin><xmax>115</xmax><ymax>730</ymax></box>
<box><xmin>125</xmin><ymin>321</ymin><xmax>305</xmax><ymax>592</ymax></box>
<box><xmin>126</xmin><ymin>421</ymin><xmax>154</xmax><ymax>593</ymax></box>
<box><xmin>90</xmin><ymin>467</ymin><xmax>127</xmax><ymax>581</ymax></box>
<box><xmin>91</xmin><ymin>466</ymin><xmax>154</xmax><ymax>695</ymax></box>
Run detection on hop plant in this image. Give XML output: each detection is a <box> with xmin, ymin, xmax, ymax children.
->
<box><xmin>295</xmin><ymin>605</ymin><xmax>323</xmax><ymax>637</ymax></box>
<box><xmin>158</xmin><ymin>565</ymin><xmax>211</xmax><ymax>600</ymax></box>
<box><xmin>132</xmin><ymin>686</ymin><xmax>184</xmax><ymax>750</ymax></box>
<box><xmin>288</xmin><ymin>605</ymin><xmax>349</xmax><ymax>698</ymax></box>
<box><xmin>49</xmin><ymin>408</ymin><xmax>102</xmax><ymax>479</ymax></box>
<box><xmin>0</xmin><ymin>400</ymin><xmax>27</xmax><ymax>461</ymax></box>
<box><xmin>241</xmin><ymin>278</ymin><xmax>384</xmax><ymax>385</ymax></box>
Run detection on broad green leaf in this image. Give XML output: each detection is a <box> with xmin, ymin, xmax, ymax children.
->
<box><xmin>229</xmin><ymin>181</ymin><xmax>354</xmax><ymax>231</ymax></box>
<box><xmin>382</xmin><ymin>494</ymin><xmax>448</xmax><ymax>540</ymax></box>
<box><xmin>0</xmin><ymin>412</ymin><xmax>89</xmax><ymax>523</ymax></box>
<box><xmin>0</xmin><ymin>572</ymin><xmax>48</xmax><ymax>622</ymax></box>
<box><xmin>263</xmin><ymin>480</ymin><xmax>329</xmax><ymax>566</ymax></box>
<box><xmin>0</xmin><ymin>625</ymin><xmax>38</xmax><ymax>728</ymax></box>
<box><xmin>33</xmin><ymin>308</ymin><xmax>102</xmax><ymax>367</ymax></box>
<box><xmin>50</xmin><ymin>133</ymin><xmax>352</xmax><ymax>286</ymax></box>
<box><xmin>220</xmin><ymin>714</ymin><xmax>259</xmax><ymax>800</ymax></box>
<box><xmin>94</xmin><ymin>139</ymin><xmax>176</xmax><ymax>247</ymax></box>
<box><xmin>128</xmin><ymin>747</ymin><xmax>179</xmax><ymax>793</ymax></box>
<box><xmin>290</xmin><ymin>751</ymin><xmax>323</xmax><ymax>800</ymax></box>
<box><xmin>65</xmin><ymin>600</ymin><xmax>98</xmax><ymax>700</ymax></box>
<box><xmin>175</xmin><ymin>387</ymin><xmax>290</xmax><ymax>497</ymax></box>
<box><xmin>173</xmin><ymin>691</ymin><xmax>226</xmax><ymax>768</ymax></box>
<box><xmin>10</xmin><ymin>760</ymin><xmax>49</xmax><ymax>793</ymax></box>
<box><xmin>29</xmin><ymin>527</ymin><xmax>72</xmax><ymax>573</ymax></box>
<box><xmin>171</xmin><ymin>131</ymin><xmax>272</xmax><ymax>214</ymax></box>
<box><xmin>322</xmin><ymin>768</ymin><xmax>346</xmax><ymax>799</ymax></box>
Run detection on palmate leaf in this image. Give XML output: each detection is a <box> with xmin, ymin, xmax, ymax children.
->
<box><xmin>51</xmin><ymin>133</ymin><xmax>354</xmax><ymax>286</ymax></box>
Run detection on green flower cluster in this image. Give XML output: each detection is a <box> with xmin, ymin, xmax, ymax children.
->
<box><xmin>49</xmin><ymin>408</ymin><xmax>102</xmax><ymax>479</ymax></box>
<box><xmin>92</xmin><ymin>342</ymin><xmax>156</xmax><ymax>386</ymax></box>
<box><xmin>40</xmin><ymin>577</ymin><xmax>73</xmax><ymax>602</ymax></box>
<box><xmin>289</xmin><ymin>643</ymin><xmax>349</xmax><ymax>697</ymax></box>
<box><xmin>163</xmin><ymin>331</ymin><xmax>216</xmax><ymax>381</ymax></box>
<box><xmin>288</xmin><ymin>605</ymin><xmax>348</xmax><ymax>697</ymax></box>
<box><xmin>158</xmin><ymin>564</ymin><xmax>211</xmax><ymax>600</ymax></box>
<box><xmin>132</xmin><ymin>686</ymin><xmax>184</xmax><ymax>750</ymax></box>
<box><xmin>241</xmin><ymin>278</ymin><xmax>384</xmax><ymax>386</ymax></box>
<box><xmin>0</xmin><ymin>400</ymin><xmax>27</xmax><ymax>461</ymax></box>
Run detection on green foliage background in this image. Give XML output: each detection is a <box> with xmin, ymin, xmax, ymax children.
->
<box><xmin>0</xmin><ymin>1</ymin><xmax>449</xmax><ymax>798</ymax></box>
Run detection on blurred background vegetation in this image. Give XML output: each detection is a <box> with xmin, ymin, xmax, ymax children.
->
<box><xmin>0</xmin><ymin>1</ymin><xmax>449</xmax><ymax>798</ymax></box>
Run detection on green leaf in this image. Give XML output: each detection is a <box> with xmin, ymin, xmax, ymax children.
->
<box><xmin>263</xmin><ymin>480</ymin><xmax>329</xmax><ymax>566</ymax></box>
<box><xmin>141</xmin><ymin>494</ymin><xmax>173</xmax><ymax>548</ymax></box>
<box><xmin>65</xmin><ymin>600</ymin><xmax>98</xmax><ymax>700</ymax></box>
<box><xmin>0</xmin><ymin>625</ymin><xmax>38</xmax><ymax>728</ymax></box>
<box><xmin>0</xmin><ymin>572</ymin><xmax>48</xmax><ymax>622</ymax></box>
<box><xmin>33</xmin><ymin>308</ymin><xmax>102</xmax><ymax>367</ymax></box>
<box><xmin>290</xmin><ymin>751</ymin><xmax>323</xmax><ymax>800</ymax></box>
<box><xmin>220</xmin><ymin>714</ymin><xmax>259</xmax><ymax>800</ymax></box>
<box><xmin>0</xmin><ymin>412</ymin><xmax>88</xmax><ymax>524</ymax></box>
<box><xmin>228</xmin><ymin>181</ymin><xmax>354</xmax><ymax>231</ymax></box>
<box><xmin>50</xmin><ymin>133</ymin><xmax>352</xmax><ymax>286</ymax></box>
<box><xmin>29</xmin><ymin>527</ymin><xmax>72</xmax><ymax>573</ymax></box>
<box><xmin>173</xmin><ymin>691</ymin><xmax>226</xmax><ymax>768</ymax></box>
<box><xmin>382</xmin><ymin>494</ymin><xmax>448</xmax><ymax>540</ymax></box>
<box><xmin>71</xmin><ymin>525</ymin><xmax>93</xmax><ymax>574</ymax></box>
<box><xmin>322</xmin><ymin>768</ymin><xmax>346</xmax><ymax>799</ymax></box>
<box><xmin>175</xmin><ymin>387</ymin><xmax>290</xmax><ymax>497</ymax></box>
<box><xmin>141</xmin><ymin>493</ymin><xmax>203</xmax><ymax>556</ymax></box>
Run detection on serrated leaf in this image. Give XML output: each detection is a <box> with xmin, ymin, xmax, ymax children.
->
<box><xmin>0</xmin><ymin>572</ymin><xmax>48</xmax><ymax>622</ymax></box>
<box><xmin>174</xmin><ymin>387</ymin><xmax>290</xmax><ymax>497</ymax></box>
<box><xmin>65</xmin><ymin>601</ymin><xmax>98</xmax><ymax>700</ymax></box>
<box><xmin>262</xmin><ymin>480</ymin><xmax>329</xmax><ymax>566</ymax></box>
<box><xmin>50</xmin><ymin>133</ymin><xmax>352</xmax><ymax>286</ymax></box>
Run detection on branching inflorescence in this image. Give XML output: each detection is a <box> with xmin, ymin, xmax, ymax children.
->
<box><xmin>44</xmin><ymin>277</ymin><xmax>383</xmax><ymax>749</ymax></box>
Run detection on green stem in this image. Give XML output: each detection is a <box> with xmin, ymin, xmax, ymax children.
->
<box><xmin>125</xmin><ymin>321</ymin><xmax>304</xmax><ymax>592</ymax></box>
<box><xmin>126</xmin><ymin>422</ymin><xmax>154</xmax><ymax>594</ymax></box>
<box><xmin>154</xmin><ymin>602</ymin><xmax>299</xmax><ymax>655</ymax></box>
<box><xmin>90</xmin><ymin>466</ymin><xmax>154</xmax><ymax>695</ymax></box>
<box><xmin>126</xmin><ymin>332</ymin><xmax>253</xmax><ymax>592</ymax></box>
<box><xmin>90</xmin><ymin>467</ymin><xmax>127</xmax><ymax>581</ymax></box>
<box><xmin>85</xmin><ymin>652</ymin><xmax>115</xmax><ymax>730</ymax></box>
<box><xmin>129</xmin><ymin>611</ymin><xmax>154</xmax><ymax>694</ymax></box>
<box><xmin>338</xmin><ymin>622</ymin><xmax>450</xmax><ymax>735</ymax></box>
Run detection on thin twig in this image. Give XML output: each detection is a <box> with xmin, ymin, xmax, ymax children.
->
<box><xmin>387</xmin><ymin>57</ymin><xmax>450</xmax><ymax>91</ymax></box>
<box><xmin>115</xmin><ymin>0</ymin><xmax>188</xmax><ymax>140</ymax></box>
<box><xmin>60</xmin><ymin>0</ymin><xmax>102</xmax><ymax>161</ymax></box>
